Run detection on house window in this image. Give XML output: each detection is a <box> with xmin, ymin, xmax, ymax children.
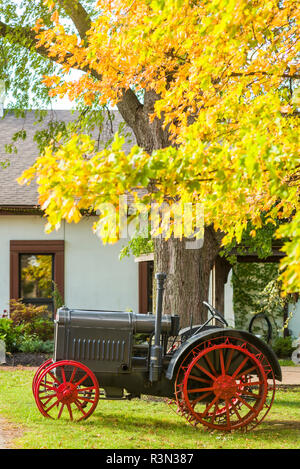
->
<box><xmin>10</xmin><ymin>241</ymin><xmax>64</xmax><ymax>313</ymax></box>
<box><xmin>20</xmin><ymin>254</ymin><xmax>54</xmax><ymax>310</ymax></box>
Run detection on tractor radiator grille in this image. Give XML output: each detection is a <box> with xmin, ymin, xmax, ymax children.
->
<box><xmin>71</xmin><ymin>338</ymin><xmax>127</xmax><ymax>362</ymax></box>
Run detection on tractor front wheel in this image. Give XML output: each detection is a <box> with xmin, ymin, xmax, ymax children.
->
<box><xmin>34</xmin><ymin>360</ymin><xmax>99</xmax><ymax>421</ymax></box>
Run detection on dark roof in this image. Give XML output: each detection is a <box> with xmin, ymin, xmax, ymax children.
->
<box><xmin>0</xmin><ymin>110</ymin><xmax>135</xmax><ymax>207</ymax></box>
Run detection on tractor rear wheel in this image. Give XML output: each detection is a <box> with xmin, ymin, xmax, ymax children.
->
<box><xmin>174</xmin><ymin>336</ymin><xmax>276</xmax><ymax>432</ymax></box>
<box><xmin>34</xmin><ymin>360</ymin><xmax>99</xmax><ymax>421</ymax></box>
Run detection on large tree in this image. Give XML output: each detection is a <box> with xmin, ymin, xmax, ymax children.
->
<box><xmin>1</xmin><ymin>0</ymin><xmax>299</xmax><ymax>325</ymax></box>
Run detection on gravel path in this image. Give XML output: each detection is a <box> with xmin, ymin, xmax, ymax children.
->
<box><xmin>0</xmin><ymin>428</ymin><xmax>7</xmax><ymax>448</ymax></box>
<box><xmin>0</xmin><ymin>417</ymin><xmax>22</xmax><ymax>449</ymax></box>
<box><xmin>280</xmin><ymin>366</ymin><xmax>300</xmax><ymax>385</ymax></box>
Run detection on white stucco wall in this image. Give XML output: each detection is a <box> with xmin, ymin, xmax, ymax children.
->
<box><xmin>208</xmin><ymin>268</ymin><xmax>235</xmax><ymax>327</ymax></box>
<box><xmin>224</xmin><ymin>269</ymin><xmax>235</xmax><ymax>328</ymax></box>
<box><xmin>0</xmin><ymin>215</ymin><xmax>139</xmax><ymax>314</ymax></box>
<box><xmin>288</xmin><ymin>302</ymin><xmax>300</xmax><ymax>340</ymax></box>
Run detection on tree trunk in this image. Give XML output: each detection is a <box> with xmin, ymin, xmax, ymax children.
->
<box><xmin>118</xmin><ymin>90</ymin><xmax>224</xmax><ymax>328</ymax></box>
<box><xmin>154</xmin><ymin>226</ymin><xmax>223</xmax><ymax>328</ymax></box>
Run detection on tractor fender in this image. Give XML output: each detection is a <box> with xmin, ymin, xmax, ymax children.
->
<box><xmin>165</xmin><ymin>328</ymin><xmax>282</xmax><ymax>381</ymax></box>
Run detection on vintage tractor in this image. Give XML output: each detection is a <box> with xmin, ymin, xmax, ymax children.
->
<box><xmin>32</xmin><ymin>273</ymin><xmax>281</xmax><ymax>432</ymax></box>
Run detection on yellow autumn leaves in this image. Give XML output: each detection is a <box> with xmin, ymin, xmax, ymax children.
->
<box><xmin>18</xmin><ymin>0</ymin><xmax>300</xmax><ymax>292</ymax></box>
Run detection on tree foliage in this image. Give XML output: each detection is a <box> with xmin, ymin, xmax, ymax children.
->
<box><xmin>1</xmin><ymin>1</ymin><xmax>299</xmax><ymax>291</ymax></box>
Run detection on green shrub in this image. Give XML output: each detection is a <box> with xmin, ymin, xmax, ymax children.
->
<box><xmin>9</xmin><ymin>300</ymin><xmax>54</xmax><ymax>341</ymax></box>
<box><xmin>37</xmin><ymin>340</ymin><xmax>54</xmax><ymax>354</ymax></box>
<box><xmin>52</xmin><ymin>281</ymin><xmax>64</xmax><ymax>310</ymax></box>
<box><xmin>0</xmin><ymin>317</ymin><xmax>54</xmax><ymax>354</ymax></box>
<box><xmin>0</xmin><ymin>301</ymin><xmax>55</xmax><ymax>354</ymax></box>
<box><xmin>27</xmin><ymin>316</ymin><xmax>54</xmax><ymax>342</ymax></box>
<box><xmin>272</xmin><ymin>336</ymin><xmax>297</xmax><ymax>359</ymax></box>
<box><xmin>18</xmin><ymin>335</ymin><xmax>54</xmax><ymax>354</ymax></box>
<box><xmin>0</xmin><ymin>318</ymin><xmax>25</xmax><ymax>353</ymax></box>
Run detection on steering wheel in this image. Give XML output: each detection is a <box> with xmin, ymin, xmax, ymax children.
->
<box><xmin>202</xmin><ymin>301</ymin><xmax>228</xmax><ymax>327</ymax></box>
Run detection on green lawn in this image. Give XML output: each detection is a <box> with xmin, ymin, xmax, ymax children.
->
<box><xmin>0</xmin><ymin>368</ymin><xmax>299</xmax><ymax>449</ymax></box>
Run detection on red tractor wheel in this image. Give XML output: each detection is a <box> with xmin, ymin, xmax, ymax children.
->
<box><xmin>174</xmin><ymin>336</ymin><xmax>276</xmax><ymax>432</ymax></box>
<box><xmin>34</xmin><ymin>360</ymin><xmax>99</xmax><ymax>421</ymax></box>
<box><xmin>32</xmin><ymin>358</ymin><xmax>53</xmax><ymax>396</ymax></box>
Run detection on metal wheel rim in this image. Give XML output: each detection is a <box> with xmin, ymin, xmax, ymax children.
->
<box><xmin>32</xmin><ymin>358</ymin><xmax>53</xmax><ymax>396</ymax></box>
<box><xmin>174</xmin><ymin>336</ymin><xmax>276</xmax><ymax>432</ymax></box>
<box><xmin>34</xmin><ymin>360</ymin><xmax>99</xmax><ymax>421</ymax></box>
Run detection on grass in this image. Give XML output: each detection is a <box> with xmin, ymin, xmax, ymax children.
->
<box><xmin>0</xmin><ymin>368</ymin><xmax>299</xmax><ymax>449</ymax></box>
<box><xmin>278</xmin><ymin>359</ymin><xmax>297</xmax><ymax>366</ymax></box>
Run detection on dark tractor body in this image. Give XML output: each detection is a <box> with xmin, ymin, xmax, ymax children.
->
<box><xmin>33</xmin><ymin>273</ymin><xmax>281</xmax><ymax>432</ymax></box>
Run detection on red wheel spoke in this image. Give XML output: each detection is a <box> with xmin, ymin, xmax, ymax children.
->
<box><xmin>235</xmin><ymin>365</ymin><xmax>257</xmax><ymax>379</ymax></box>
<box><xmin>209</xmin><ymin>404</ymin><xmax>219</xmax><ymax>425</ymax></box>
<box><xmin>77</xmin><ymin>392</ymin><xmax>96</xmax><ymax>399</ymax></box>
<box><xmin>47</xmin><ymin>371</ymin><xmax>61</xmax><ymax>386</ymax></box>
<box><xmin>225</xmin><ymin>348</ymin><xmax>234</xmax><ymax>373</ymax></box>
<box><xmin>195</xmin><ymin>363</ymin><xmax>216</xmax><ymax>381</ymax></box>
<box><xmin>219</xmin><ymin>349</ymin><xmax>225</xmax><ymax>376</ymax></box>
<box><xmin>61</xmin><ymin>366</ymin><xmax>66</xmax><ymax>384</ymax></box>
<box><xmin>39</xmin><ymin>379</ymin><xmax>57</xmax><ymax>390</ymax></box>
<box><xmin>241</xmin><ymin>391</ymin><xmax>261</xmax><ymax>400</ymax></box>
<box><xmin>77</xmin><ymin>386</ymin><xmax>98</xmax><ymax>393</ymax></box>
<box><xmin>232</xmin><ymin>357</ymin><xmax>249</xmax><ymax>379</ymax></box>
<box><xmin>39</xmin><ymin>393</ymin><xmax>57</xmax><ymax>401</ymax></box>
<box><xmin>188</xmin><ymin>386</ymin><xmax>214</xmax><ymax>394</ymax></box>
<box><xmin>45</xmin><ymin>398</ymin><xmax>60</xmax><ymax>414</ymax></box>
<box><xmin>57</xmin><ymin>403</ymin><xmax>65</xmax><ymax>419</ymax></box>
<box><xmin>77</xmin><ymin>395</ymin><xmax>96</xmax><ymax>404</ymax></box>
<box><xmin>240</xmin><ymin>386</ymin><xmax>261</xmax><ymax>397</ymax></box>
<box><xmin>238</xmin><ymin>380</ymin><xmax>262</xmax><ymax>388</ymax></box>
<box><xmin>75</xmin><ymin>373</ymin><xmax>89</xmax><ymax>387</ymax></box>
<box><xmin>236</xmin><ymin>394</ymin><xmax>258</xmax><ymax>412</ymax></box>
<box><xmin>202</xmin><ymin>395</ymin><xmax>220</xmax><ymax>417</ymax></box>
<box><xmin>38</xmin><ymin>385</ymin><xmax>56</xmax><ymax>394</ymax></box>
<box><xmin>204</xmin><ymin>353</ymin><xmax>217</xmax><ymax>376</ymax></box>
<box><xmin>191</xmin><ymin>392</ymin><xmax>212</xmax><ymax>407</ymax></box>
<box><xmin>225</xmin><ymin>399</ymin><xmax>231</xmax><ymax>430</ymax></box>
<box><xmin>230</xmin><ymin>399</ymin><xmax>243</xmax><ymax>421</ymax></box>
<box><xmin>188</xmin><ymin>375</ymin><xmax>211</xmax><ymax>384</ymax></box>
<box><xmin>74</xmin><ymin>400</ymin><xmax>88</xmax><ymax>417</ymax></box>
<box><xmin>67</xmin><ymin>403</ymin><xmax>73</xmax><ymax>421</ymax></box>
<box><xmin>41</xmin><ymin>396</ymin><xmax>56</xmax><ymax>408</ymax></box>
<box><xmin>69</xmin><ymin>367</ymin><xmax>77</xmax><ymax>383</ymax></box>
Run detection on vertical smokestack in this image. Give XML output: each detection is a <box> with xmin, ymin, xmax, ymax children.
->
<box><xmin>149</xmin><ymin>272</ymin><xmax>167</xmax><ymax>382</ymax></box>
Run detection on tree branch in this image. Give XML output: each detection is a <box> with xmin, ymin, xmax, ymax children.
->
<box><xmin>0</xmin><ymin>20</ymin><xmax>54</xmax><ymax>61</ymax></box>
<box><xmin>56</xmin><ymin>0</ymin><xmax>91</xmax><ymax>40</ymax></box>
<box><xmin>0</xmin><ymin>5</ymin><xmax>148</xmax><ymax>142</ymax></box>
<box><xmin>230</xmin><ymin>71</ymin><xmax>300</xmax><ymax>80</ymax></box>
<box><xmin>55</xmin><ymin>1</ymin><xmax>146</xmax><ymax>134</ymax></box>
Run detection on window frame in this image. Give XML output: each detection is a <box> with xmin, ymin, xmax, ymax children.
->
<box><xmin>138</xmin><ymin>260</ymin><xmax>154</xmax><ymax>314</ymax></box>
<box><xmin>10</xmin><ymin>240</ymin><xmax>64</xmax><ymax>309</ymax></box>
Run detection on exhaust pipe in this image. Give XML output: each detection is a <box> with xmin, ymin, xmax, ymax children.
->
<box><xmin>149</xmin><ymin>272</ymin><xmax>166</xmax><ymax>382</ymax></box>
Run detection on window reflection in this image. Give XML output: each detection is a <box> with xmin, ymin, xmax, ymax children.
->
<box><xmin>20</xmin><ymin>254</ymin><xmax>53</xmax><ymax>299</ymax></box>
